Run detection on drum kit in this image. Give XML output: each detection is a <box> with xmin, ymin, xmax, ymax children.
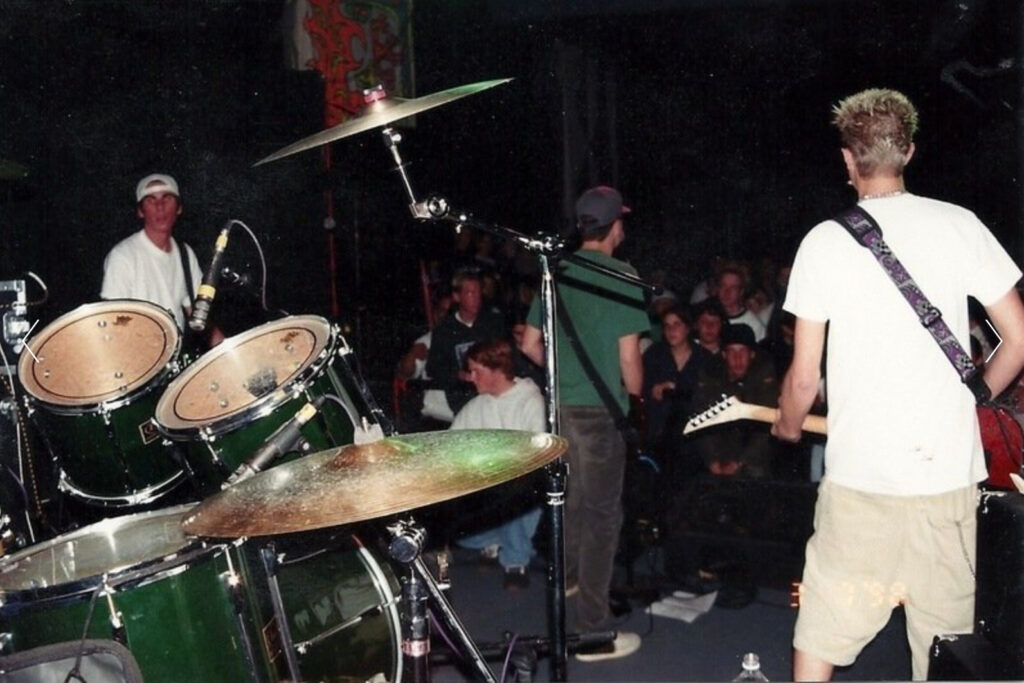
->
<box><xmin>0</xmin><ymin>79</ymin><xmax>577</xmax><ymax>683</ymax></box>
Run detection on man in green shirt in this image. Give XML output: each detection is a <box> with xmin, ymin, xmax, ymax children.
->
<box><xmin>521</xmin><ymin>185</ymin><xmax>648</xmax><ymax>661</ymax></box>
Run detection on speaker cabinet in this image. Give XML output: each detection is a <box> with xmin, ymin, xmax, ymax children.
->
<box><xmin>976</xmin><ymin>491</ymin><xmax>1024</xmax><ymax>668</ymax></box>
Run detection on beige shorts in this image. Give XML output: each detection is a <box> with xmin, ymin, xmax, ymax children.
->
<box><xmin>793</xmin><ymin>480</ymin><xmax>977</xmax><ymax>680</ymax></box>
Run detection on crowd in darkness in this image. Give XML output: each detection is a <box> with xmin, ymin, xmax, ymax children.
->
<box><xmin>394</xmin><ymin>228</ymin><xmax>816</xmax><ymax>483</ymax></box>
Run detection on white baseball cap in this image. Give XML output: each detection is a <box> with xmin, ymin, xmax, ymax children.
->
<box><xmin>135</xmin><ymin>173</ymin><xmax>180</xmax><ymax>203</ymax></box>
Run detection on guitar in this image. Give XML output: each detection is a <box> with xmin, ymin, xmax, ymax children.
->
<box><xmin>683</xmin><ymin>395</ymin><xmax>828</xmax><ymax>436</ymax></box>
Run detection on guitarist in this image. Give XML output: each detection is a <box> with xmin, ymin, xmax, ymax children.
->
<box><xmin>520</xmin><ymin>185</ymin><xmax>648</xmax><ymax>662</ymax></box>
<box><xmin>772</xmin><ymin>88</ymin><xmax>1024</xmax><ymax>681</ymax></box>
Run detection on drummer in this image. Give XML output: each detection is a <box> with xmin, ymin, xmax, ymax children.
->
<box><xmin>100</xmin><ymin>173</ymin><xmax>223</xmax><ymax>346</ymax></box>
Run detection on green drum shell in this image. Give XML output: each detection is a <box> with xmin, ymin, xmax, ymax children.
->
<box><xmin>0</xmin><ymin>506</ymin><xmax>268</xmax><ymax>683</ymax></box>
<box><xmin>0</xmin><ymin>510</ymin><xmax>402</xmax><ymax>683</ymax></box>
<box><xmin>30</xmin><ymin>389</ymin><xmax>184</xmax><ymax>505</ymax></box>
<box><xmin>239</xmin><ymin>534</ymin><xmax>403</xmax><ymax>682</ymax></box>
<box><xmin>1</xmin><ymin>548</ymin><xmax>266</xmax><ymax>683</ymax></box>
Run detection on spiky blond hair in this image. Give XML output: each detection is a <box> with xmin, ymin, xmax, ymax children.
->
<box><xmin>832</xmin><ymin>89</ymin><xmax>919</xmax><ymax>177</ymax></box>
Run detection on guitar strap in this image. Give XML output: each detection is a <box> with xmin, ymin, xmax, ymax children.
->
<box><xmin>554</xmin><ymin>286</ymin><xmax>636</xmax><ymax>441</ymax></box>
<box><xmin>176</xmin><ymin>238</ymin><xmax>196</xmax><ymax>304</ymax></box>
<box><xmin>833</xmin><ymin>204</ymin><xmax>992</xmax><ymax>404</ymax></box>
<box><xmin>176</xmin><ymin>238</ymin><xmax>198</xmax><ymax>349</ymax></box>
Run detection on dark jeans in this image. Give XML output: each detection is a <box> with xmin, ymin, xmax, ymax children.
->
<box><xmin>560</xmin><ymin>404</ymin><xmax>626</xmax><ymax>631</ymax></box>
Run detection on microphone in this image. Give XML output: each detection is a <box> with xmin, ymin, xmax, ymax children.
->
<box><xmin>224</xmin><ymin>397</ymin><xmax>324</xmax><ymax>487</ymax></box>
<box><xmin>189</xmin><ymin>222</ymin><xmax>232</xmax><ymax>332</ymax></box>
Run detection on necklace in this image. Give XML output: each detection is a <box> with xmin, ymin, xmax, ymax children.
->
<box><xmin>859</xmin><ymin>189</ymin><xmax>905</xmax><ymax>201</ymax></box>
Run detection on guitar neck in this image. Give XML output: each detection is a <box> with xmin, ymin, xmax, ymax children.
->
<box><xmin>745</xmin><ymin>405</ymin><xmax>828</xmax><ymax>435</ymax></box>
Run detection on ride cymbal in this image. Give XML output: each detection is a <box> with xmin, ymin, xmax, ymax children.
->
<box><xmin>181</xmin><ymin>429</ymin><xmax>565</xmax><ymax>537</ymax></box>
<box><xmin>254</xmin><ymin>78</ymin><xmax>512</xmax><ymax>166</ymax></box>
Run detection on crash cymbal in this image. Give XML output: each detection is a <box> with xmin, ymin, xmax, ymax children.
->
<box><xmin>182</xmin><ymin>429</ymin><xmax>565</xmax><ymax>537</ymax></box>
<box><xmin>254</xmin><ymin>78</ymin><xmax>512</xmax><ymax>167</ymax></box>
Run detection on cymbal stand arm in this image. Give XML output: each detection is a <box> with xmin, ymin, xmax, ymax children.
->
<box><xmin>388</xmin><ymin>519</ymin><xmax>497</xmax><ymax>683</ymax></box>
<box><xmin>382</xmin><ymin>127</ymin><xmax>433</xmax><ymax>219</ymax></box>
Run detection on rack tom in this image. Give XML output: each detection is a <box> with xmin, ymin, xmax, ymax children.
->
<box><xmin>17</xmin><ymin>300</ymin><xmax>186</xmax><ymax>507</ymax></box>
<box><xmin>154</xmin><ymin>315</ymin><xmax>362</xmax><ymax>492</ymax></box>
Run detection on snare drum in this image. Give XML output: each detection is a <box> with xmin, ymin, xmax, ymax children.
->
<box><xmin>154</xmin><ymin>315</ymin><xmax>360</xmax><ymax>492</ymax></box>
<box><xmin>0</xmin><ymin>505</ymin><xmax>403</xmax><ymax>683</ymax></box>
<box><xmin>17</xmin><ymin>300</ymin><xmax>186</xmax><ymax>507</ymax></box>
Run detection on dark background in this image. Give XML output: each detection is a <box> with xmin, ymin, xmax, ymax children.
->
<box><xmin>0</xmin><ymin>0</ymin><xmax>1019</xmax><ymax>383</ymax></box>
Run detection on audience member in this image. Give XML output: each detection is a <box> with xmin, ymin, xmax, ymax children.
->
<box><xmin>713</xmin><ymin>264</ymin><xmax>767</xmax><ymax>342</ymax></box>
<box><xmin>642</xmin><ymin>305</ymin><xmax>710</xmax><ymax>459</ymax></box>
<box><xmin>693</xmin><ymin>299</ymin><xmax>726</xmax><ymax>354</ymax></box>
<box><xmin>690</xmin><ymin>324</ymin><xmax>778</xmax><ymax>477</ymax></box>
<box><xmin>426</xmin><ymin>268</ymin><xmax>507</xmax><ymax>417</ymax></box>
<box><xmin>451</xmin><ymin>339</ymin><xmax>547</xmax><ymax>589</ymax></box>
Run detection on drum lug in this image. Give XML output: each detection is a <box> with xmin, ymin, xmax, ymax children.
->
<box><xmin>99</xmin><ymin>405</ymin><xmax>112</xmax><ymax>426</ymax></box>
<box><xmin>102</xmin><ymin>583</ymin><xmax>127</xmax><ymax>645</ymax></box>
<box><xmin>0</xmin><ymin>631</ymin><xmax>11</xmax><ymax>653</ymax></box>
<box><xmin>334</xmin><ymin>328</ymin><xmax>351</xmax><ymax>354</ymax></box>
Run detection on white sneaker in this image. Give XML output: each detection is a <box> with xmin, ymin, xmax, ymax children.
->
<box><xmin>574</xmin><ymin>631</ymin><xmax>641</xmax><ymax>662</ymax></box>
<box><xmin>479</xmin><ymin>544</ymin><xmax>500</xmax><ymax>563</ymax></box>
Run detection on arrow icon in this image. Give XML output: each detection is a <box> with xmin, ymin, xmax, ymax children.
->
<box><xmin>21</xmin><ymin>319</ymin><xmax>41</xmax><ymax>363</ymax></box>
<box><xmin>985</xmin><ymin>320</ymin><xmax>1003</xmax><ymax>364</ymax></box>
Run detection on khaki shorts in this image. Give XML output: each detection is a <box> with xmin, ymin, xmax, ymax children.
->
<box><xmin>793</xmin><ymin>480</ymin><xmax>977</xmax><ymax>680</ymax></box>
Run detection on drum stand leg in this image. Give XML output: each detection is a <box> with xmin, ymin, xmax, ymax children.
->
<box><xmin>387</xmin><ymin>519</ymin><xmax>497</xmax><ymax>683</ymax></box>
<box><xmin>259</xmin><ymin>545</ymin><xmax>303</xmax><ymax>683</ymax></box>
<box><xmin>545</xmin><ymin>459</ymin><xmax>568</xmax><ymax>682</ymax></box>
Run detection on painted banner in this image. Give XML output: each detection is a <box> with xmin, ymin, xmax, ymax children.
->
<box><xmin>284</xmin><ymin>0</ymin><xmax>414</xmax><ymax>126</ymax></box>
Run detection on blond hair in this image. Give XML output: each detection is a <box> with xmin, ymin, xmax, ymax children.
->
<box><xmin>832</xmin><ymin>89</ymin><xmax>919</xmax><ymax>177</ymax></box>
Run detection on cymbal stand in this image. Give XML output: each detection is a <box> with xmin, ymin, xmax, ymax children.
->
<box><xmin>379</xmin><ymin>126</ymin><xmax>658</xmax><ymax>681</ymax></box>
<box><xmin>387</xmin><ymin>518</ymin><xmax>497</xmax><ymax>683</ymax></box>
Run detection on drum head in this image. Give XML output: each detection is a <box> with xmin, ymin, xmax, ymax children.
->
<box><xmin>0</xmin><ymin>504</ymin><xmax>196</xmax><ymax>594</ymax></box>
<box><xmin>18</xmin><ymin>300</ymin><xmax>180</xmax><ymax>409</ymax></box>
<box><xmin>155</xmin><ymin>315</ymin><xmax>335</xmax><ymax>437</ymax></box>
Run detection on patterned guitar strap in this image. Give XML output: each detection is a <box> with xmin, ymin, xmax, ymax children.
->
<box><xmin>833</xmin><ymin>205</ymin><xmax>992</xmax><ymax>404</ymax></box>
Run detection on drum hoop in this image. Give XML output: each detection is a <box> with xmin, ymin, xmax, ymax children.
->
<box><xmin>357</xmin><ymin>542</ymin><xmax>404</xmax><ymax>681</ymax></box>
<box><xmin>155</xmin><ymin>315</ymin><xmax>338</xmax><ymax>439</ymax></box>
<box><xmin>0</xmin><ymin>504</ymin><xmax>200</xmax><ymax>598</ymax></box>
<box><xmin>57</xmin><ymin>467</ymin><xmax>186</xmax><ymax>507</ymax></box>
<box><xmin>0</xmin><ymin>542</ymin><xmax>226</xmax><ymax>614</ymax></box>
<box><xmin>17</xmin><ymin>299</ymin><xmax>181</xmax><ymax>411</ymax></box>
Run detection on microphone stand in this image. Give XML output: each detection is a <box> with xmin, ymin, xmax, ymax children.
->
<box><xmin>380</xmin><ymin>126</ymin><xmax>659</xmax><ymax>681</ymax></box>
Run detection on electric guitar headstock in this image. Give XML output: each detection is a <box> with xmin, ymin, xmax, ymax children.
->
<box><xmin>684</xmin><ymin>395</ymin><xmax>754</xmax><ymax>435</ymax></box>
<box><xmin>684</xmin><ymin>394</ymin><xmax>828</xmax><ymax>436</ymax></box>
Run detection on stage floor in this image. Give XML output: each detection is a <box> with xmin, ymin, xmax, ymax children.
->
<box><xmin>427</xmin><ymin>546</ymin><xmax>912</xmax><ymax>682</ymax></box>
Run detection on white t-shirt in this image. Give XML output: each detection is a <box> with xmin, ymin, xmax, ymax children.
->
<box><xmin>785</xmin><ymin>193</ymin><xmax>1021</xmax><ymax>495</ymax></box>
<box><xmin>728</xmin><ymin>308</ymin><xmax>767</xmax><ymax>342</ymax></box>
<box><xmin>100</xmin><ymin>230</ymin><xmax>202</xmax><ymax>330</ymax></box>
<box><xmin>451</xmin><ymin>377</ymin><xmax>546</xmax><ymax>432</ymax></box>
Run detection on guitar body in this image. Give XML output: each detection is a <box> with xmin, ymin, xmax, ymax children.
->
<box><xmin>978</xmin><ymin>404</ymin><xmax>1024</xmax><ymax>490</ymax></box>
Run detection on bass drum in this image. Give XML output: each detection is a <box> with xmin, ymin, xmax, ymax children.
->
<box><xmin>154</xmin><ymin>315</ymin><xmax>363</xmax><ymax>493</ymax></box>
<box><xmin>17</xmin><ymin>300</ymin><xmax>186</xmax><ymax>507</ymax></box>
<box><xmin>0</xmin><ymin>505</ymin><xmax>402</xmax><ymax>683</ymax></box>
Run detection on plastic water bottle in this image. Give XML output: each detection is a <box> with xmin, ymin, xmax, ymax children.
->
<box><xmin>732</xmin><ymin>652</ymin><xmax>769</xmax><ymax>681</ymax></box>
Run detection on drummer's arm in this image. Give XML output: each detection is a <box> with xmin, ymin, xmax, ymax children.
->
<box><xmin>208</xmin><ymin>326</ymin><xmax>225</xmax><ymax>347</ymax></box>
<box><xmin>519</xmin><ymin>323</ymin><xmax>545</xmax><ymax>367</ymax></box>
